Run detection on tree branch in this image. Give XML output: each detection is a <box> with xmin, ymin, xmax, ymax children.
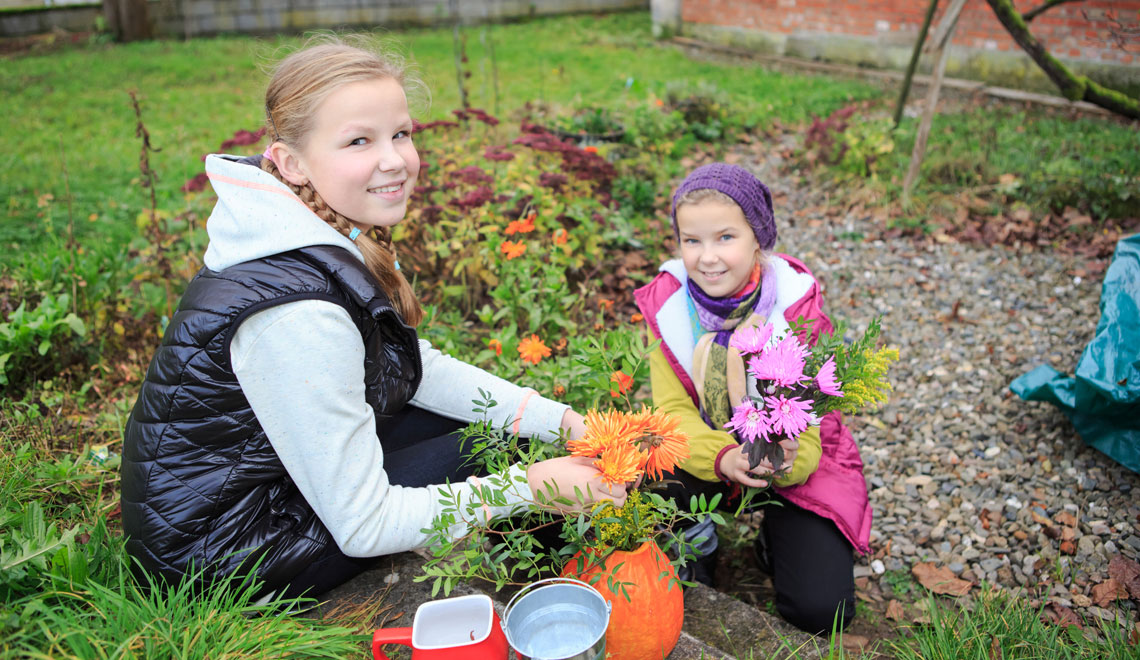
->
<box><xmin>985</xmin><ymin>0</ymin><xmax>1139</xmax><ymax>119</ymax></box>
<box><xmin>1022</xmin><ymin>0</ymin><xmax>1084</xmax><ymax>23</ymax></box>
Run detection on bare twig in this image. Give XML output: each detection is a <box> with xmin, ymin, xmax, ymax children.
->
<box><xmin>1022</xmin><ymin>0</ymin><xmax>1084</xmax><ymax>23</ymax></box>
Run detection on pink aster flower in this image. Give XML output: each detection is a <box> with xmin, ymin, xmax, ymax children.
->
<box><xmin>729</xmin><ymin>324</ymin><xmax>774</xmax><ymax>355</ymax></box>
<box><xmin>723</xmin><ymin>400</ymin><xmax>770</xmax><ymax>443</ymax></box>
<box><xmin>764</xmin><ymin>395</ymin><xmax>815</xmax><ymax>438</ymax></box>
<box><xmin>815</xmin><ymin>356</ymin><xmax>845</xmax><ymax>397</ymax></box>
<box><xmin>747</xmin><ymin>333</ymin><xmax>809</xmax><ymax>387</ymax></box>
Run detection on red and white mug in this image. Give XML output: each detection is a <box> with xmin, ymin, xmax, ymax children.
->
<box><xmin>372</xmin><ymin>593</ymin><xmax>508</xmax><ymax>660</ymax></box>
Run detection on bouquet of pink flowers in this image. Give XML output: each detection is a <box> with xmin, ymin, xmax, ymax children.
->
<box><xmin>723</xmin><ymin>318</ymin><xmax>897</xmax><ymax>474</ymax></box>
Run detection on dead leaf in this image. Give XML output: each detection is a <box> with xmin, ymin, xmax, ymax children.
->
<box><xmin>911</xmin><ymin>562</ymin><xmax>972</xmax><ymax>597</ymax></box>
<box><xmin>1056</xmin><ymin>511</ymin><xmax>1078</xmax><ymax>527</ymax></box>
<box><xmin>1041</xmin><ymin>603</ymin><xmax>1083</xmax><ymax>629</ymax></box>
<box><xmin>1091</xmin><ymin>578</ymin><xmax>1128</xmax><ymax>607</ymax></box>
<box><xmin>885</xmin><ymin>599</ymin><xmax>906</xmax><ymax>621</ymax></box>
<box><xmin>841</xmin><ymin>634</ymin><xmax>869</xmax><ymax>652</ymax></box>
<box><xmin>1108</xmin><ymin>555</ymin><xmax>1140</xmax><ymax>600</ymax></box>
<box><xmin>1060</xmin><ymin>540</ymin><xmax>1077</xmax><ymax>555</ymax></box>
<box><xmin>989</xmin><ymin>634</ymin><xmax>1003</xmax><ymax>660</ymax></box>
<box><xmin>1031</xmin><ymin>510</ymin><xmax>1055</xmax><ymax>526</ymax></box>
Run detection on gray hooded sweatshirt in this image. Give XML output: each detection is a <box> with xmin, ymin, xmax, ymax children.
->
<box><xmin>202</xmin><ymin>154</ymin><xmax>568</xmax><ymax>557</ymax></box>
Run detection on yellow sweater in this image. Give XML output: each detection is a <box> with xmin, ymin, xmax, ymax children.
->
<box><xmin>649</xmin><ymin>347</ymin><xmax>822</xmax><ymax>486</ymax></box>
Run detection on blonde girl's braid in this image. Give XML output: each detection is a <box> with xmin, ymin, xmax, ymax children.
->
<box><xmin>259</xmin><ymin>38</ymin><xmax>424</xmax><ymax>327</ymax></box>
<box><xmin>260</xmin><ymin>156</ymin><xmax>422</xmax><ymax>327</ymax></box>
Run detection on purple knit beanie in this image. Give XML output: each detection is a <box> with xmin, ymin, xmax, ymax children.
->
<box><xmin>671</xmin><ymin>163</ymin><xmax>776</xmax><ymax>250</ymax></box>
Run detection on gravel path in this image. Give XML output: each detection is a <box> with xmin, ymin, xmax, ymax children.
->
<box><xmin>733</xmin><ymin>139</ymin><xmax>1140</xmax><ymax>628</ymax></box>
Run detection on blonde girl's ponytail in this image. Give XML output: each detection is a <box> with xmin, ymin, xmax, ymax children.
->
<box><xmin>258</xmin><ymin>37</ymin><xmax>424</xmax><ymax>327</ymax></box>
<box><xmin>260</xmin><ymin>157</ymin><xmax>422</xmax><ymax>327</ymax></box>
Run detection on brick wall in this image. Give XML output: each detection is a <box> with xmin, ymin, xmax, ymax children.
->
<box><xmin>681</xmin><ymin>0</ymin><xmax>1137</xmax><ymax>66</ymax></box>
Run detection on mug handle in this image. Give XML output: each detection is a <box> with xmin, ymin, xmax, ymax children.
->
<box><xmin>372</xmin><ymin>627</ymin><xmax>413</xmax><ymax>660</ymax></box>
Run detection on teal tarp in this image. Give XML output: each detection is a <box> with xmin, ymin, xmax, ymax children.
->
<box><xmin>1010</xmin><ymin>234</ymin><xmax>1140</xmax><ymax>474</ymax></box>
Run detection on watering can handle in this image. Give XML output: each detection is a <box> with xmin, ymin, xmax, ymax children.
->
<box><xmin>371</xmin><ymin>627</ymin><xmax>413</xmax><ymax>660</ymax></box>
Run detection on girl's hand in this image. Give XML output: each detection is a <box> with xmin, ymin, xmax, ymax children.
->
<box><xmin>718</xmin><ymin>437</ymin><xmax>799</xmax><ymax>488</ymax></box>
<box><xmin>527</xmin><ymin>455</ymin><xmax>627</xmax><ymax>513</ymax></box>
<box><xmin>559</xmin><ymin>409</ymin><xmax>587</xmax><ymax>442</ymax></box>
<box><xmin>717</xmin><ymin>448</ymin><xmax>770</xmax><ymax>488</ymax></box>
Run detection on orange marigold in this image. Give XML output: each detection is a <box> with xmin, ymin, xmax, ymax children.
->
<box><xmin>488</xmin><ymin>338</ymin><xmax>502</xmax><ymax>355</ymax></box>
<box><xmin>629</xmin><ymin>408</ymin><xmax>690</xmax><ymax>481</ymax></box>
<box><xmin>500</xmin><ymin>240</ymin><xmax>527</xmax><ymax>260</ymax></box>
<box><xmin>505</xmin><ymin>214</ymin><xmax>536</xmax><ymax>235</ymax></box>
<box><xmin>553</xmin><ymin>229</ymin><xmax>568</xmax><ymax>245</ymax></box>
<box><xmin>609</xmin><ymin>370</ymin><xmax>634</xmax><ymax>397</ymax></box>
<box><xmin>593</xmin><ymin>440</ymin><xmax>643</xmax><ymax>486</ymax></box>
<box><xmin>517</xmin><ymin>334</ymin><xmax>551</xmax><ymax>365</ymax></box>
<box><xmin>631</xmin><ymin>313</ymin><xmax>644</xmax><ymax>323</ymax></box>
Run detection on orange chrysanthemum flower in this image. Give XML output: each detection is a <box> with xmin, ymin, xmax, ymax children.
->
<box><xmin>568</xmin><ymin>409</ymin><xmax>636</xmax><ymax>457</ymax></box>
<box><xmin>500</xmin><ymin>240</ymin><xmax>527</xmax><ymax>260</ymax></box>
<box><xmin>629</xmin><ymin>408</ymin><xmax>690</xmax><ymax>480</ymax></box>
<box><xmin>505</xmin><ymin>214</ymin><xmax>536</xmax><ymax>235</ymax></box>
<box><xmin>593</xmin><ymin>440</ymin><xmax>643</xmax><ymax>486</ymax></box>
<box><xmin>609</xmin><ymin>370</ymin><xmax>634</xmax><ymax>397</ymax></box>
<box><xmin>517</xmin><ymin>334</ymin><xmax>551</xmax><ymax>365</ymax></box>
<box><xmin>553</xmin><ymin>229</ymin><xmax>568</xmax><ymax>245</ymax></box>
<box><xmin>488</xmin><ymin>338</ymin><xmax>502</xmax><ymax>355</ymax></box>
<box><xmin>631</xmin><ymin>313</ymin><xmax>644</xmax><ymax>323</ymax></box>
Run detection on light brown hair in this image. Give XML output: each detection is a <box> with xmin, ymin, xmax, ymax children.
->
<box><xmin>261</xmin><ymin>37</ymin><xmax>423</xmax><ymax>326</ymax></box>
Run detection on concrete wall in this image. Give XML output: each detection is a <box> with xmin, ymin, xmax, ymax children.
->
<box><xmin>657</xmin><ymin>0</ymin><xmax>1140</xmax><ymax>97</ymax></box>
<box><xmin>1</xmin><ymin>0</ymin><xmax>648</xmax><ymax>38</ymax></box>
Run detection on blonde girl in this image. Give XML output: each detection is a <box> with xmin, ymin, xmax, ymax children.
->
<box><xmin>122</xmin><ymin>38</ymin><xmax>623</xmax><ymax>600</ymax></box>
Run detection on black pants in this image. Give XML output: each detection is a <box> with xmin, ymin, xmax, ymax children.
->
<box><xmin>661</xmin><ymin>469</ymin><xmax>856</xmax><ymax>634</ymax></box>
<box><xmin>280</xmin><ymin>406</ymin><xmax>477</xmax><ymax>600</ymax></box>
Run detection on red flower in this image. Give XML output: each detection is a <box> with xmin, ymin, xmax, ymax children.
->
<box><xmin>609</xmin><ymin>370</ymin><xmax>634</xmax><ymax>397</ymax></box>
<box><xmin>584</xmin><ymin>145</ymin><xmax>599</xmax><ymax>154</ymax></box>
<box><xmin>489</xmin><ymin>338</ymin><xmax>503</xmax><ymax>355</ymax></box>
<box><xmin>553</xmin><ymin>228</ymin><xmax>568</xmax><ymax>245</ymax></box>
<box><xmin>505</xmin><ymin>214</ymin><xmax>536</xmax><ymax>235</ymax></box>
<box><xmin>500</xmin><ymin>241</ymin><xmax>527</xmax><ymax>260</ymax></box>
<box><xmin>517</xmin><ymin>335</ymin><xmax>551</xmax><ymax>365</ymax></box>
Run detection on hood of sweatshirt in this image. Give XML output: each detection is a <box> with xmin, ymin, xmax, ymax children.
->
<box><xmin>202</xmin><ymin>154</ymin><xmax>364</xmax><ymax>272</ymax></box>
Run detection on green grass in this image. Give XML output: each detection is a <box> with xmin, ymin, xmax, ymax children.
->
<box><xmin>0</xmin><ymin>11</ymin><xmax>881</xmax><ymax>266</ymax></box>
<box><xmin>889</xmin><ymin>106</ymin><xmax>1140</xmax><ymax>219</ymax></box>
<box><xmin>887</xmin><ymin>586</ymin><xmax>1138</xmax><ymax>660</ymax></box>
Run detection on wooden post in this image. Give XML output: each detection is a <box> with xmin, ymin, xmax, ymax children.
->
<box><xmin>901</xmin><ymin>0</ymin><xmax>969</xmax><ymax>205</ymax></box>
<box><xmin>892</xmin><ymin>0</ymin><xmax>941</xmax><ymax>129</ymax></box>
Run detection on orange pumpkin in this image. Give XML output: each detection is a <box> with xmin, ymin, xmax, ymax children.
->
<box><xmin>561</xmin><ymin>541</ymin><xmax>684</xmax><ymax>660</ymax></box>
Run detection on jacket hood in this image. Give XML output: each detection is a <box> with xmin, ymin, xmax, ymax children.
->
<box><xmin>202</xmin><ymin>154</ymin><xmax>364</xmax><ymax>272</ymax></box>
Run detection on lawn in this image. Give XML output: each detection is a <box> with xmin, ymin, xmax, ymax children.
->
<box><xmin>0</xmin><ymin>11</ymin><xmax>879</xmax><ymax>264</ymax></box>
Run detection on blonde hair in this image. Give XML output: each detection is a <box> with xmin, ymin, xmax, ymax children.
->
<box><xmin>261</xmin><ymin>36</ymin><xmax>423</xmax><ymax>326</ymax></box>
<box><xmin>675</xmin><ymin>188</ymin><xmax>736</xmax><ymax>211</ymax></box>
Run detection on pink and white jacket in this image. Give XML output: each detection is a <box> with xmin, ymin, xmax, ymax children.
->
<box><xmin>634</xmin><ymin>256</ymin><xmax>872</xmax><ymax>554</ymax></box>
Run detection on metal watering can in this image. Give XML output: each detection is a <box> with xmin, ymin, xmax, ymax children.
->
<box><xmin>501</xmin><ymin>577</ymin><xmax>611</xmax><ymax>660</ymax></box>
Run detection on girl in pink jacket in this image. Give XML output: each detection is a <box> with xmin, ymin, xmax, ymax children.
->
<box><xmin>634</xmin><ymin>163</ymin><xmax>871</xmax><ymax>633</ymax></box>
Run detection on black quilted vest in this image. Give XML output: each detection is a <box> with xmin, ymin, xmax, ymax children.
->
<box><xmin>120</xmin><ymin>245</ymin><xmax>421</xmax><ymax>594</ymax></box>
